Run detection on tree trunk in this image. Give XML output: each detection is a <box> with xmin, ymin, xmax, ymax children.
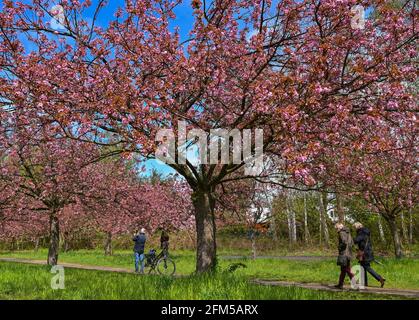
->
<box><xmin>286</xmin><ymin>196</ymin><xmax>296</xmax><ymax>245</ymax></box>
<box><xmin>319</xmin><ymin>204</ymin><xmax>323</xmax><ymax>246</ymax></box>
<box><xmin>292</xmin><ymin>210</ymin><xmax>297</xmax><ymax>243</ymax></box>
<box><xmin>61</xmin><ymin>232</ymin><xmax>69</xmax><ymax>252</ymax></box>
<box><xmin>34</xmin><ymin>238</ymin><xmax>40</xmax><ymax>252</ymax></box>
<box><xmin>323</xmin><ymin>217</ymin><xmax>330</xmax><ymax>246</ymax></box>
<box><xmin>193</xmin><ymin>190</ymin><xmax>217</xmax><ymax>273</ymax></box>
<box><xmin>269</xmin><ymin>212</ymin><xmax>279</xmax><ymax>242</ymax></box>
<box><xmin>104</xmin><ymin>232</ymin><xmax>113</xmax><ymax>255</ymax></box>
<box><xmin>64</xmin><ymin>236</ymin><xmax>69</xmax><ymax>252</ymax></box>
<box><xmin>251</xmin><ymin>231</ymin><xmax>257</xmax><ymax>260</ymax></box>
<box><xmin>304</xmin><ymin>193</ymin><xmax>310</xmax><ymax>244</ymax></box>
<box><xmin>409</xmin><ymin>207</ymin><xmax>413</xmax><ymax>244</ymax></box>
<box><xmin>384</xmin><ymin>215</ymin><xmax>403</xmax><ymax>259</ymax></box>
<box><xmin>47</xmin><ymin>212</ymin><xmax>60</xmax><ymax>266</ymax></box>
<box><xmin>319</xmin><ymin>192</ymin><xmax>330</xmax><ymax>247</ymax></box>
<box><xmin>401</xmin><ymin>211</ymin><xmax>408</xmax><ymax>243</ymax></box>
<box><xmin>287</xmin><ymin>206</ymin><xmax>292</xmax><ymax>244</ymax></box>
<box><xmin>336</xmin><ymin>193</ymin><xmax>345</xmax><ymax>223</ymax></box>
<box><xmin>11</xmin><ymin>238</ymin><xmax>16</xmax><ymax>251</ymax></box>
<box><xmin>378</xmin><ymin>215</ymin><xmax>386</xmax><ymax>243</ymax></box>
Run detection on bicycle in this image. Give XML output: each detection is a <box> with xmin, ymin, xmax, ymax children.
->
<box><xmin>144</xmin><ymin>249</ymin><xmax>176</xmax><ymax>276</ymax></box>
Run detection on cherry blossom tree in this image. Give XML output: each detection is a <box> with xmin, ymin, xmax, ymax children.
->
<box><xmin>0</xmin><ymin>200</ymin><xmax>49</xmax><ymax>249</ymax></box>
<box><xmin>59</xmin><ymin>203</ymin><xmax>96</xmax><ymax>252</ymax></box>
<box><xmin>1</xmin><ymin>107</ymin><xmax>194</xmax><ymax>258</ymax></box>
<box><xmin>77</xmin><ymin>162</ymin><xmax>193</xmax><ymax>255</ymax></box>
<box><xmin>0</xmin><ymin>0</ymin><xmax>416</xmax><ymax>272</ymax></box>
<box><xmin>0</xmin><ymin>118</ymin><xmax>107</xmax><ymax>264</ymax></box>
<box><xmin>314</xmin><ymin>124</ymin><xmax>417</xmax><ymax>258</ymax></box>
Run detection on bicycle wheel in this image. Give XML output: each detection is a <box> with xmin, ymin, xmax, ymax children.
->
<box><xmin>156</xmin><ymin>257</ymin><xmax>176</xmax><ymax>276</ymax></box>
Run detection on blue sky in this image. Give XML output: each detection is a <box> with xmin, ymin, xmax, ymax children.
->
<box><xmin>87</xmin><ymin>0</ymin><xmax>195</xmax><ymax>42</ymax></box>
<box><xmin>143</xmin><ymin>158</ymin><xmax>175</xmax><ymax>176</ymax></box>
<box><xmin>5</xmin><ymin>1</ymin><xmax>371</xmax><ymax>177</ymax></box>
<box><xmin>20</xmin><ymin>1</ymin><xmax>197</xmax><ymax>177</ymax></box>
<box><xmin>0</xmin><ymin>1</ymin><xmax>197</xmax><ymax>177</ymax></box>
<box><xmin>95</xmin><ymin>1</ymin><xmax>196</xmax><ymax>177</ymax></box>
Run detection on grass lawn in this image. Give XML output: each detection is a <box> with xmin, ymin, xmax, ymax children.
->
<box><xmin>0</xmin><ymin>261</ymin><xmax>410</xmax><ymax>300</ymax></box>
<box><xmin>1</xmin><ymin>248</ymin><xmax>418</xmax><ymax>291</ymax></box>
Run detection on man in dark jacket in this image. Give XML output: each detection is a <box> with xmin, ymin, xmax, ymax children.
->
<box><xmin>334</xmin><ymin>223</ymin><xmax>355</xmax><ymax>289</ymax></box>
<box><xmin>354</xmin><ymin>222</ymin><xmax>385</xmax><ymax>288</ymax></box>
<box><xmin>160</xmin><ymin>230</ymin><xmax>169</xmax><ymax>258</ymax></box>
<box><xmin>133</xmin><ymin>228</ymin><xmax>147</xmax><ymax>273</ymax></box>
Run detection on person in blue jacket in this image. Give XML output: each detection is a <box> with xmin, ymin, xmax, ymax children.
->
<box><xmin>133</xmin><ymin>228</ymin><xmax>147</xmax><ymax>273</ymax></box>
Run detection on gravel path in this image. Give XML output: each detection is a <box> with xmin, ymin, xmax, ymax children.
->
<box><xmin>220</xmin><ymin>255</ymin><xmax>334</xmax><ymax>260</ymax></box>
<box><xmin>252</xmin><ymin>279</ymin><xmax>419</xmax><ymax>299</ymax></box>
<box><xmin>0</xmin><ymin>257</ymin><xmax>133</xmax><ymax>273</ymax></box>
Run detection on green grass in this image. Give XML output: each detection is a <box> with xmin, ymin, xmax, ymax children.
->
<box><xmin>216</xmin><ymin>239</ymin><xmax>419</xmax><ymax>258</ymax></box>
<box><xmin>0</xmin><ymin>261</ymin><xmax>408</xmax><ymax>300</ymax></box>
<box><xmin>1</xmin><ymin>248</ymin><xmax>418</xmax><ymax>290</ymax></box>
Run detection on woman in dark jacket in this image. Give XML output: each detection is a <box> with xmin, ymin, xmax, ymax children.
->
<box><xmin>334</xmin><ymin>223</ymin><xmax>355</xmax><ymax>289</ymax></box>
<box><xmin>160</xmin><ymin>230</ymin><xmax>169</xmax><ymax>258</ymax></box>
<box><xmin>354</xmin><ymin>222</ymin><xmax>386</xmax><ymax>288</ymax></box>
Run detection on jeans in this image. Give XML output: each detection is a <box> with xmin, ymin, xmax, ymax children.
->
<box><xmin>134</xmin><ymin>252</ymin><xmax>145</xmax><ymax>273</ymax></box>
<box><xmin>360</xmin><ymin>261</ymin><xmax>382</xmax><ymax>286</ymax></box>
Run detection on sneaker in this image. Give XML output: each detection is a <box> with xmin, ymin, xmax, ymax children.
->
<box><xmin>333</xmin><ymin>284</ymin><xmax>343</xmax><ymax>289</ymax></box>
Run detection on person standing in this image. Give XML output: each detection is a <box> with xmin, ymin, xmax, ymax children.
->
<box><xmin>354</xmin><ymin>222</ymin><xmax>386</xmax><ymax>288</ymax></box>
<box><xmin>334</xmin><ymin>223</ymin><xmax>355</xmax><ymax>289</ymax></box>
<box><xmin>160</xmin><ymin>230</ymin><xmax>170</xmax><ymax>258</ymax></box>
<box><xmin>133</xmin><ymin>228</ymin><xmax>147</xmax><ymax>273</ymax></box>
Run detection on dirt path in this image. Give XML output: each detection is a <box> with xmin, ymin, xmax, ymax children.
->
<box><xmin>221</xmin><ymin>255</ymin><xmax>419</xmax><ymax>260</ymax></box>
<box><xmin>252</xmin><ymin>279</ymin><xmax>419</xmax><ymax>299</ymax></box>
<box><xmin>0</xmin><ymin>257</ymin><xmax>133</xmax><ymax>273</ymax></box>
<box><xmin>1</xmin><ymin>257</ymin><xmax>418</xmax><ymax>298</ymax></box>
<box><xmin>221</xmin><ymin>255</ymin><xmax>334</xmax><ymax>260</ymax></box>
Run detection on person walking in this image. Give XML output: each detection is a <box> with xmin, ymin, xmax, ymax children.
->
<box><xmin>334</xmin><ymin>222</ymin><xmax>355</xmax><ymax>289</ymax></box>
<box><xmin>160</xmin><ymin>230</ymin><xmax>170</xmax><ymax>258</ymax></box>
<box><xmin>133</xmin><ymin>228</ymin><xmax>147</xmax><ymax>274</ymax></box>
<box><xmin>354</xmin><ymin>222</ymin><xmax>386</xmax><ymax>288</ymax></box>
